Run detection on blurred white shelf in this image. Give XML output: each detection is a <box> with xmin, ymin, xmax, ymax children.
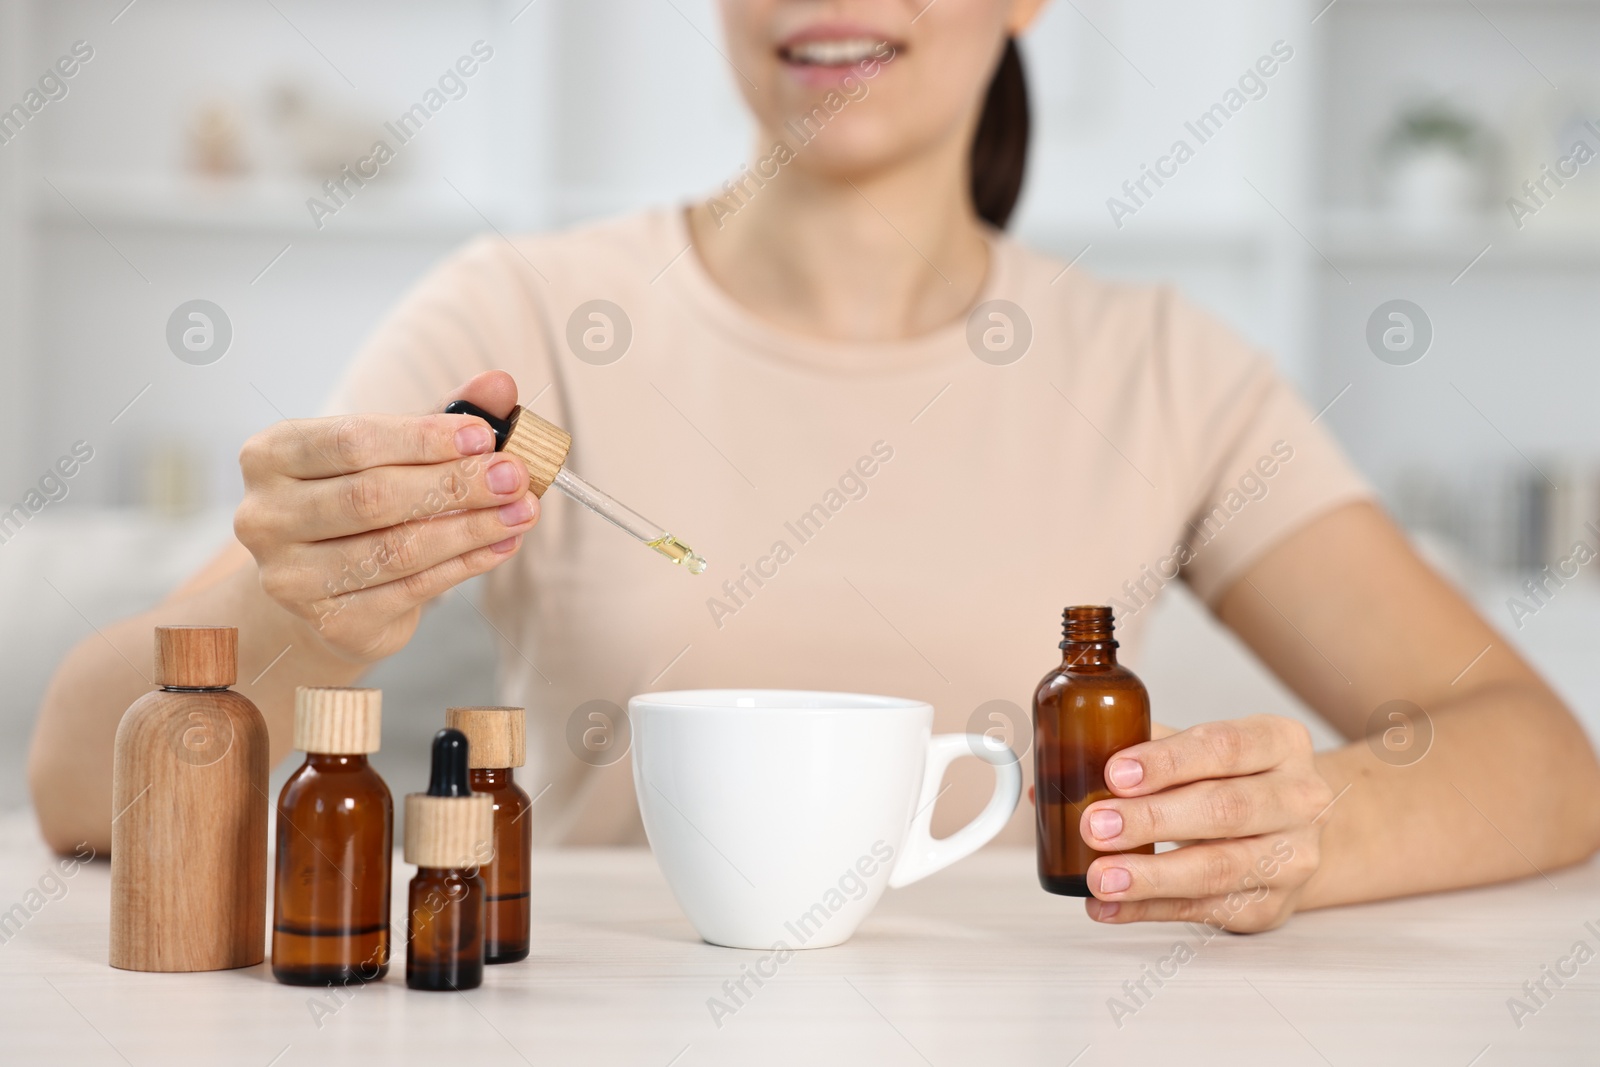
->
<box><xmin>1317</xmin><ymin>209</ymin><xmax>1600</xmax><ymax>269</ymax></box>
<box><xmin>33</xmin><ymin>172</ymin><xmax>519</xmax><ymax>237</ymax></box>
<box><xmin>1018</xmin><ymin>218</ymin><xmax>1279</xmax><ymax>262</ymax></box>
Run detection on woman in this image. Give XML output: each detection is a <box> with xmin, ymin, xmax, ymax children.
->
<box><xmin>29</xmin><ymin>0</ymin><xmax>1600</xmax><ymax>931</ymax></box>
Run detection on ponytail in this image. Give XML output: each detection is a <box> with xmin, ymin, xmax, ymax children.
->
<box><xmin>969</xmin><ymin>37</ymin><xmax>1031</xmax><ymax>230</ymax></box>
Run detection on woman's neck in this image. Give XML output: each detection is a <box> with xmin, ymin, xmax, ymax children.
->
<box><xmin>686</xmin><ymin>132</ymin><xmax>991</xmax><ymax>343</ymax></box>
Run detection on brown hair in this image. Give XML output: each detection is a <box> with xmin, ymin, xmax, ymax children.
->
<box><xmin>969</xmin><ymin>37</ymin><xmax>1031</xmax><ymax>230</ymax></box>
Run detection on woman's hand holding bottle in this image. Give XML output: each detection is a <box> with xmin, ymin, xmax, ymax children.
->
<box><xmin>1077</xmin><ymin>715</ymin><xmax>1334</xmax><ymax>932</ymax></box>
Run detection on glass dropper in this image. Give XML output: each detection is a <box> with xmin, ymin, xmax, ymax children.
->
<box><xmin>549</xmin><ymin>466</ymin><xmax>706</xmax><ymax>573</ymax></box>
<box><xmin>445</xmin><ymin>400</ymin><xmax>707</xmax><ymax>575</ymax></box>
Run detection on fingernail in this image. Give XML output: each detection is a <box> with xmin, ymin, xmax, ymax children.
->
<box><xmin>486</xmin><ymin>458</ymin><xmax>519</xmax><ymax>494</ymax></box>
<box><xmin>490</xmin><ymin>534</ymin><xmax>521</xmax><ymax>555</ymax></box>
<box><xmin>455</xmin><ymin>424</ymin><xmax>494</xmax><ymax>456</ymax></box>
<box><xmin>1088</xmin><ymin>808</ymin><xmax>1123</xmax><ymax>841</ymax></box>
<box><xmin>1094</xmin><ymin>901</ymin><xmax>1120</xmax><ymax>921</ymax></box>
<box><xmin>498</xmin><ymin>497</ymin><xmax>533</xmax><ymax>527</ymax></box>
<box><xmin>1098</xmin><ymin>866</ymin><xmax>1131</xmax><ymax>895</ymax></box>
<box><xmin>1108</xmin><ymin>758</ymin><xmax>1144</xmax><ymax>790</ymax></box>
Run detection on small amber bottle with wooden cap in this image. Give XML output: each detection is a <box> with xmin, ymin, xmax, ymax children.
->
<box><xmin>446</xmin><ymin>706</ymin><xmax>532</xmax><ymax>963</ymax></box>
<box><xmin>110</xmin><ymin>626</ymin><xmax>268</xmax><ymax>971</ymax></box>
<box><xmin>405</xmin><ymin>728</ymin><xmax>494</xmax><ymax>991</ymax></box>
<box><xmin>272</xmin><ymin>687</ymin><xmax>393</xmax><ymax>986</ymax></box>
<box><xmin>1034</xmin><ymin>606</ymin><xmax>1153</xmax><ymax>897</ymax></box>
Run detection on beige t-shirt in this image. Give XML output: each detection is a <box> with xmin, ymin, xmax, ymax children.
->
<box><xmin>329</xmin><ymin>207</ymin><xmax>1369</xmax><ymax>845</ymax></box>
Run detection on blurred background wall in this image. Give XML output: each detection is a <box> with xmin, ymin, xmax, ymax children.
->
<box><xmin>1</xmin><ymin>0</ymin><xmax>1597</xmax><ymax>805</ymax></box>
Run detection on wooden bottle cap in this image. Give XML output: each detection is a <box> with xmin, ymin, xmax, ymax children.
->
<box><xmin>153</xmin><ymin>626</ymin><xmax>237</xmax><ymax>688</ymax></box>
<box><xmin>404</xmin><ymin>793</ymin><xmax>494</xmax><ymax>869</ymax></box>
<box><xmin>445</xmin><ymin>706</ymin><xmax>526</xmax><ymax>768</ymax></box>
<box><xmin>295</xmin><ymin>687</ymin><xmax>382</xmax><ymax>754</ymax></box>
<box><xmin>503</xmin><ymin>405</ymin><xmax>572</xmax><ymax>496</ymax></box>
<box><xmin>111</xmin><ymin>639</ymin><xmax>267</xmax><ymax>972</ymax></box>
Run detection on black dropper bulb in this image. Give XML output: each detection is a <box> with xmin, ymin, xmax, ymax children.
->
<box><xmin>427</xmin><ymin>728</ymin><xmax>472</xmax><ymax>798</ymax></box>
<box><xmin>443</xmin><ymin>400</ymin><xmax>513</xmax><ymax>452</ymax></box>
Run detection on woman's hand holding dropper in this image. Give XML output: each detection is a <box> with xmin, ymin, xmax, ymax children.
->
<box><xmin>233</xmin><ymin>371</ymin><xmax>537</xmax><ymax>663</ymax></box>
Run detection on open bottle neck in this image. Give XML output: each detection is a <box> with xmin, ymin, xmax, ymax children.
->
<box><xmin>1059</xmin><ymin>605</ymin><xmax>1119</xmax><ymax>668</ymax></box>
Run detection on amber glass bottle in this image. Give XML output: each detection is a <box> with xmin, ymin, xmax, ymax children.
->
<box><xmin>272</xmin><ymin>687</ymin><xmax>392</xmax><ymax>986</ymax></box>
<box><xmin>1034</xmin><ymin>605</ymin><xmax>1153</xmax><ymax>896</ymax></box>
<box><xmin>405</xmin><ymin>728</ymin><xmax>493</xmax><ymax>991</ymax></box>
<box><xmin>406</xmin><ymin>867</ymin><xmax>485</xmax><ymax>991</ymax></box>
<box><xmin>446</xmin><ymin>706</ymin><xmax>532</xmax><ymax>964</ymax></box>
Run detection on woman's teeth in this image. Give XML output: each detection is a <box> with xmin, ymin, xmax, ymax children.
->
<box><xmin>783</xmin><ymin>38</ymin><xmax>883</xmax><ymax>66</ymax></box>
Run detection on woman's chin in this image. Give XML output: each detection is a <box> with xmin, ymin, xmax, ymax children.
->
<box><xmin>761</xmin><ymin>119</ymin><xmax>932</xmax><ymax>178</ymax></box>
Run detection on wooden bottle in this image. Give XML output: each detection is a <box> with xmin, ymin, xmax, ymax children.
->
<box><xmin>446</xmin><ymin>706</ymin><xmax>532</xmax><ymax>963</ymax></box>
<box><xmin>110</xmin><ymin>626</ymin><xmax>269</xmax><ymax>971</ymax></box>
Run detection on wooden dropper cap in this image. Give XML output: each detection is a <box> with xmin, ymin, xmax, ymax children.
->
<box><xmin>153</xmin><ymin>626</ymin><xmax>237</xmax><ymax>687</ymax></box>
<box><xmin>295</xmin><ymin>687</ymin><xmax>382</xmax><ymax>754</ymax></box>
<box><xmin>502</xmin><ymin>405</ymin><xmax>572</xmax><ymax>497</ymax></box>
<box><xmin>445</xmin><ymin>706</ymin><xmax>526</xmax><ymax>768</ymax></box>
<box><xmin>405</xmin><ymin>729</ymin><xmax>494</xmax><ymax>869</ymax></box>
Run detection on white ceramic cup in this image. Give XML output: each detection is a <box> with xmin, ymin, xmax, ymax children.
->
<box><xmin>628</xmin><ymin>689</ymin><xmax>1022</xmax><ymax>950</ymax></box>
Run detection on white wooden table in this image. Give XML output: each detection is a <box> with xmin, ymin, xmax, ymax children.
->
<box><xmin>1</xmin><ymin>812</ymin><xmax>1595</xmax><ymax>1066</ymax></box>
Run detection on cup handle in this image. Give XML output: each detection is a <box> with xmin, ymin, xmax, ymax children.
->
<box><xmin>887</xmin><ymin>733</ymin><xmax>1022</xmax><ymax>888</ymax></box>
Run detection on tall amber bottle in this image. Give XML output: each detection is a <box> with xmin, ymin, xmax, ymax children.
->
<box><xmin>110</xmin><ymin>626</ymin><xmax>268</xmax><ymax>971</ymax></box>
<box><xmin>446</xmin><ymin>706</ymin><xmax>532</xmax><ymax>964</ymax></box>
<box><xmin>1034</xmin><ymin>605</ymin><xmax>1153</xmax><ymax>896</ymax></box>
<box><xmin>405</xmin><ymin>728</ymin><xmax>493</xmax><ymax>991</ymax></box>
<box><xmin>272</xmin><ymin>687</ymin><xmax>393</xmax><ymax>986</ymax></box>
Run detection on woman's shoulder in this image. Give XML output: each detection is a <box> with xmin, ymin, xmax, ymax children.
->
<box><xmin>444</xmin><ymin>206</ymin><xmax>686</xmax><ymax>294</ymax></box>
<box><xmin>995</xmin><ymin>234</ymin><xmax>1264</xmax><ymax>380</ymax></box>
<box><xmin>331</xmin><ymin>208</ymin><xmax>683</xmax><ymax>416</ymax></box>
<box><xmin>995</xmin><ymin>234</ymin><xmax>1168</xmax><ymax>355</ymax></box>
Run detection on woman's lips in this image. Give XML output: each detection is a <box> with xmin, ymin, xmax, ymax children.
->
<box><xmin>777</xmin><ymin>31</ymin><xmax>900</xmax><ymax>88</ymax></box>
<box><xmin>781</xmin><ymin>37</ymin><xmax>884</xmax><ymax>65</ymax></box>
